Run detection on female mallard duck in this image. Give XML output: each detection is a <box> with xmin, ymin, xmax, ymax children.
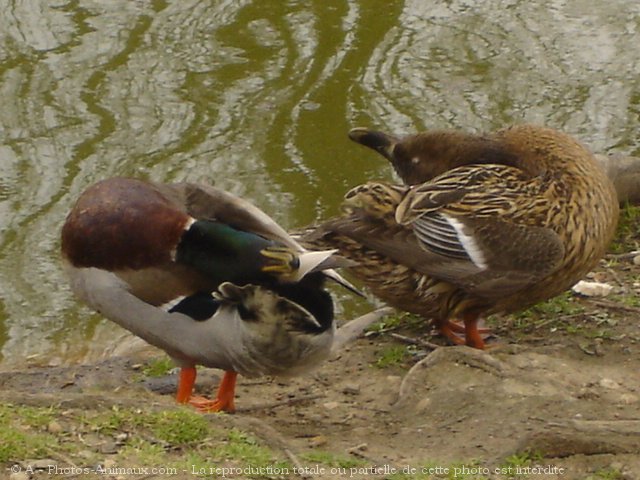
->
<box><xmin>61</xmin><ymin>177</ymin><xmax>357</xmax><ymax>412</ymax></box>
<box><xmin>304</xmin><ymin>124</ymin><xmax>619</xmax><ymax>348</ymax></box>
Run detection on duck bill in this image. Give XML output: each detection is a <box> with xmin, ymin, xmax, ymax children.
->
<box><xmin>322</xmin><ymin>269</ymin><xmax>364</xmax><ymax>297</ymax></box>
<box><xmin>348</xmin><ymin>128</ymin><xmax>399</xmax><ymax>163</ymax></box>
<box><xmin>291</xmin><ymin>250</ymin><xmax>364</xmax><ymax>297</ymax></box>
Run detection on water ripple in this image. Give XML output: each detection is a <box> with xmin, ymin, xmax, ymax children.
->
<box><xmin>0</xmin><ymin>0</ymin><xmax>639</xmax><ymax>366</ymax></box>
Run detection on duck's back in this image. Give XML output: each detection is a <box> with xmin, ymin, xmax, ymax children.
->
<box><xmin>489</xmin><ymin>125</ymin><xmax>619</xmax><ymax>311</ymax></box>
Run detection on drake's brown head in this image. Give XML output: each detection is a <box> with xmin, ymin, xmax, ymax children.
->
<box><xmin>349</xmin><ymin>128</ymin><xmax>521</xmax><ymax>185</ymax></box>
<box><xmin>61</xmin><ymin>177</ymin><xmax>191</xmax><ymax>271</ymax></box>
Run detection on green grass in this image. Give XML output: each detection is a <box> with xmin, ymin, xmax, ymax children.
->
<box><xmin>79</xmin><ymin>406</ymin><xmax>209</xmax><ymax>444</ymax></box>
<box><xmin>495</xmin><ymin>289</ymin><xmax>629</xmax><ymax>342</ymax></box>
<box><xmin>0</xmin><ymin>402</ymin><xmax>288</xmax><ymax>478</ymax></box>
<box><xmin>0</xmin><ymin>428</ymin><xmax>52</xmax><ymax>463</ymax></box>
<box><xmin>386</xmin><ymin>460</ymin><xmax>489</xmax><ymax>480</ymax></box>
<box><xmin>118</xmin><ymin>438</ymin><xmax>167</xmax><ymax>464</ymax></box>
<box><xmin>490</xmin><ymin>291</ymin><xmax>587</xmax><ymax>338</ymax></box>
<box><xmin>0</xmin><ymin>404</ymin><xmax>63</xmax><ymax>462</ymax></box>
<box><xmin>366</xmin><ymin>312</ymin><xmax>424</xmax><ymax>334</ymax></box>
<box><xmin>301</xmin><ymin>450</ymin><xmax>366</xmax><ymax>469</ymax></box>
<box><xmin>13</xmin><ymin>404</ymin><xmax>58</xmax><ymax>428</ymax></box>
<box><xmin>492</xmin><ymin>452</ymin><xmax>544</xmax><ymax>479</ymax></box>
<box><xmin>366</xmin><ymin>312</ymin><xmax>403</xmax><ymax>334</ymax></box>
<box><xmin>515</xmin><ymin>292</ymin><xmax>584</xmax><ymax>321</ymax></box>
<box><xmin>586</xmin><ymin>467</ymin><xmax>624</xmax><ymax>480</ymax></box>
<box><xmin>145</xmin><ymin>410</ymin><xmax>210</xmax><ymax>445</ymax></box>
<box><xmin>216</xmin><ymin>429</ymin><xmax>288</xmax><ymax>468</ymax></box>
<box><xmin>610</xmin><ymin>203</ymin><xmax>640</xmax><ymax>253</ymax></box>
<box><xmin>80</xmin><ymin>408</ymin><xmax>127</xmax><ymax>433</ymax></box>
<box><xmin>140</xmin><ymin>356</ymin><xmax>175</xmax><ymax>377</ymax></box>
<box><xmin>374</xmin><ymin>345</ymin><xmax>409</xmax><ymax>368</ymax></box>
<box><xmin>611</xmin><ymin>292</ymin><xmax>640</xmax><ymax>308</ymax></box>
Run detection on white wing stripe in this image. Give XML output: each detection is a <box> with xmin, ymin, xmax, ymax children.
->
<box><xmin>443</xmin><ymin>214</ymin><xmax>488</xmax><ymax>270</ymax></box>
<box><xmin>413</xmin><ymin>219</ymin><xmax>469</xmax><ymax>258</ymax></box>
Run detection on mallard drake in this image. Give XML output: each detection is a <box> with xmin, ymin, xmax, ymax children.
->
<box><xmin>304</xmin><ymin>125</ymin><xmax>619</xmax><ymax>348</ymax></box>
<box><xmin>61</xmin><ymin>177</ymin><xmax>357</xmax><ymax>412</ymax></box>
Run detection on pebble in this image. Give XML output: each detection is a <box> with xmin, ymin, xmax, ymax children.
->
<box><xmin>306</xmin><ymin>414</ymin><xmax>325</xmax><ymax>423</ymax></box>
<box><xmin>633</xmin><ymin>255</ymin><xmax>640</xmax><ymax>266</ymax></box>
<box><xmin>415</xmin><ymin>397</ymin><xmax>432</xmax><ymax>413</ymax></box>
<box><xmin>386</xmin><ymin>375</ymin><xmax>402</xmax><ymax>385</ymax></box>
<box><xmin>77</xmin><ymin>449</ymin><xmax>95</xmax><ymax>459</ymax></box>
<box><xmin>23</xmin><ymin>459</ymin><xmax>57</xmax><ymax>470</ymax></box>
<box><xmin>323</xmin><ymin>401</ymin><xmax>340</xmax><ymax>410</ymax></box>
<box><xmin>100</xmin><ymin>440</ymin><xmax>119</xmax><ymax>454</ymax></box>
<box><xmin>9</xmin><ymin>472</ymin><xmax>29</xmax><ymax>480</ymax></box>
<box><xmin>599</xmin><ymin>378</ymin><xmax>622</xmax><ymax>390</ymax></box>
<box><xmin>571</xmin><ymin>280</ymin><xmax>613</xmax><ymax>297</ymax></box>
<box><xmin>47</xmin><ymin>420</ymin><xmax>64</xmax><ymax>434</ymax></box>
<box><xmin>347</xmin><ymin>443</ymin><xmax>368</xmax><ymax>453</ymax></box>
<box><xmin>617</xmin><ymin>393</ymin><xmax>639</xmax><ymax>405</ymax></box>
<box><xmin>308</xmin><ymin>435</ymin><xmax>328</xmax><ymax>447</ymax></box>
<box><xmin>342</xmin><ymin>384</ymin><xmax>360</xmax><ymax>395</ymax></box>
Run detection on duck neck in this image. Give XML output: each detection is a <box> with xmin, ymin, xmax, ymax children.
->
<box><xmin>175</xmin><ymin>220</ymin><xmax>274</xmax><ymax>287</ymax></box>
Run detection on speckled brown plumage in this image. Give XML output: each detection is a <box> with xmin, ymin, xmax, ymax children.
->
<box><xmin>304</xmin><ymin>124</ymin><xmax>619</xmax><ymax>348</ymax></box>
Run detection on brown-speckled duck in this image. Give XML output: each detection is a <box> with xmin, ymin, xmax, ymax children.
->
<box><xmin>303</xmin><ymin>124</ymin><xmax>619</xmax><ymax>348</ymax></box>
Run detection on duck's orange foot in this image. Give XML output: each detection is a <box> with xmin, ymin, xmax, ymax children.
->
<box><xmin>189</xmin><ymin>370</ymin><xmax>238</xmax><ymax>413</ymax></box>
<box><xmin>437</xmin><ymin>315</ymin><xmax>489</xmax><ymax>350</ymax></box>
<box><xmin>176</xmin><ymin>368</ymin><xmax>238</xmax><ymax>414</ymax></box>
<box><xmin>438</xmin><ymin>322</ymin><xmax>466</xmax><ymax>346</ymax></box>
<box><xmin>189</xmin><ymin>395</ymin><xmax>235</xmax><ymax>413</ymax></box>
<box><xmin>445</xmin><ymin>319</ymin><xmax>492</xmax><ymax>335</ymax></box>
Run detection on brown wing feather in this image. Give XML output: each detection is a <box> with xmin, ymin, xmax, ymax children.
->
<box><xmin>162</xmin><ymin>182</ymin><xmax>301</xmax><ymax>250</ymax></box>
<box><xmin>395</xmin><ymin>165</ymin><xmax>565</xmax><ymax>297</ymax></box>
<box><xmin>325</xmin><ymin>167</ymin><xmax>566</xmax><ymax>300</ymax></box>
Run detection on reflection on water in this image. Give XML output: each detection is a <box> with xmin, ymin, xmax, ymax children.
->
<box><xmin>0</xmin><ymin>0</ymin><xmax>638</xmax><ymax>368</ymax></box>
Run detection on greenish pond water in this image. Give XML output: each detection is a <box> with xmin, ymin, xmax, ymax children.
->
<box><xmin>0</xmin><ymin>0</ymin><xmax>638</xmax><ymax>367</ymax></box>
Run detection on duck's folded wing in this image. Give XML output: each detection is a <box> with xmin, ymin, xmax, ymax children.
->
<box><xmin>335</xmin><ymin>173</ymin><xmax>565</xmax><ymax>299</ymax></box>
<box><xmin>335</xmin><ymin>209</ymin><xmax>563</xmax><ymax>299</ymax></box>
<box><xmin>417</xmin><ymin>212</ymin><xmax>564</xmax><ymax>298</ymax></box>
<box><xmin>167</xmin><ymin>182</ymin><xmax>361</xmax><ymax>294</ymax></box>
<box><xmin>166</xmin><ymin>182</ymin><xmax>300</xmax><ymax>249</ymax></box>
<box><xmin>408</xmin><ymin>168</ymin><xmax>565</xmax><ymax>297</ymax></box>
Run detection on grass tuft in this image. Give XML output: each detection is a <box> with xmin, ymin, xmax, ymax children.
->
<box><xmin>610</xmin><ymin>203</ymin><xmax>640</xmax><ymax>253</ymax></box>
<box><xmin>374</xmin><ymin>345</ymin><xmax>409</xmax><ymax>368</ymax></box>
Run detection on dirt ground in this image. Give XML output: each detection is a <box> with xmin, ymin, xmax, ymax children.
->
<box><xmin>2</xmin><ymin>233</ymin><xmax>640</xmax><ymax>479</ymax></box>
